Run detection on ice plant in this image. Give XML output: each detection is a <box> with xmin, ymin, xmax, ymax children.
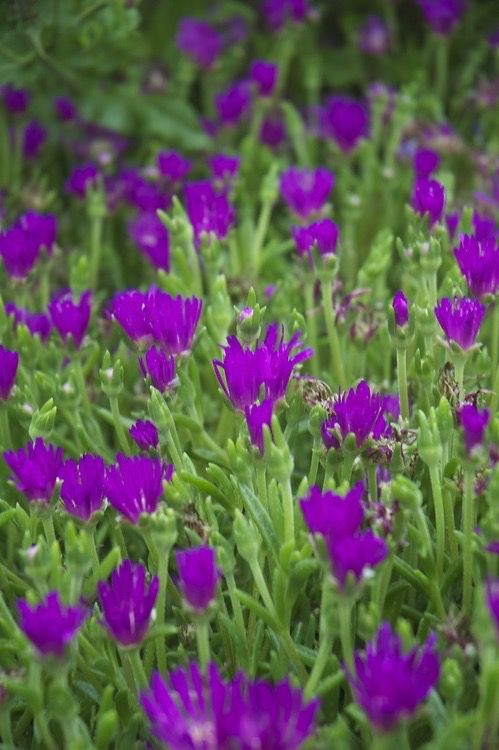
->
<box><xmin>358</xmin><ymin>15</ymin><xmax>391</xmax><ymax>56</ymax></box>
<box><xmin>129</xmin><ymin>419</ymin><xmax>159</xmax><ymax>451</ymax></box>
<box><xmin>48</xmin><ymin>289</ymin><xmax>91</xmax><ymax>348</ymax></box>
<box><xmin>66</xmin><ymin>162</ymin><xmax>99</xmax><ymax>198</ymax></box>
<box><xmin>59</xmin><ymin>454</ymin><xmax>106</xmax><ymax>522</ymax></box>
<box><xmin>245</xmin><ymin>399</ymin><xmax>274</xmax><ymax>454</ymax></box>
<box><xmin>0</xmin><ymin>345</ymin><xmax>19</xmax><ymax>399</ymax></box>
<box><xmin>17</xmin><ymin>211</ymin><xmax>57</xmax><ymax>253</ymax></box>
<box><xmin>0</xmin><ymin>225</ymin><xmax>40</xmax><ymax>278</ymax></box>
<box><xmin>18</xmin><ymin>592</ymin><xmax>87</xmax><ymax>657</ymax></box>
<box><xmin>139</xmin><ymin>347</ymin><xmax>176</xmax><ymax>392</ymax></box>
<box><xmin>128</xmin><ymin>212</ymin><xmax>170</xmax><ymax>271</ymax></box>
<box><xmin>156</xmin><ymin>150</ymin><xmax>191</xmax><ymax>183</ymax></box>
<box><xmin>319</xmin><ymin>96</ymin><xmax>369</xmax><ymax>152</ymax></box>
<box><xmin>458</xmin><ymin>404</ymin><xmax>490</xmax><ymax>454</ymax></box>
<box><xmin>434</xmin><ymin>296</ymin><xmax>486</xmax><ymax>350</ymax></box>
<box><xmin>4</xmin><ymin>438</ymin><xmax>63</xmax><ymax>503</ymax></box>
<box><xmin>54</xmin><ymin>95</ymin><xmax>77</xmax><ymax>121</ymax></box>
<box><xmin>176</xmin><ymin>18</ymin><xmax>222</xmax><ymax>69</ymax></box>
<box><xmin>347</xmin><ymin>623</ymin><xmax>440</xmax><ymax>731</ymax></box>
<box><xmin>486</xmin><ymin>578</ymin><xmax>499</xmax><ymax>633</ymax></box>
<box><xmin>454</xmin><ymin>235</ymin><xmax>499</xmax><ymax>299</ymax></box>
<box><xmin>321</xmin><ymin>380</ymin><xmax>391</xmax><ymax>450</ymax></box>
<box><xmin>23</xmin><ymin>120</ymin><xmax>46</xmax><ymax>159</ymax></box>
<box><xmin>2</xmin><ymin>83</ymin><xmax>29</xmax><ymax>113</ymax></box>
<box><xmin>280</xmin><ymin>167</ymin><xmax>334</xmax><ymax>219</ymax></box>
<box><xmin>412</xmin><ymin>177</ymin><xmax>445</xmax><ymax>225</ymax></box>
<box><xmin>5</xmin><ymin>303</ymin><xmax>52</xmax><ymax>339</ymax></box>
<box><xmin>300</xmin><ymin>482</ymin><xmax>364</xmax><ymax>539</ymax></box>
<box><xmin>327</xmin><ymin>532</ymin><xmax>388</xmax><ymax>587</ymax></box>
<box><xmin>392</xmin><ymin>290</ymin><xmax>409</xmax><ymax>327</ymax></box>
<box><xmin>249</xmin><ymin>59</ymin><xmax>279</xmax><ymax>96</ymax></box>
<box><xmin>104</xmin><ymin>454</ymin><xmax>172</xmax><ymax>523</ymax></box>
<box><xmin>176</xmin><ymin>546</ymin><xmax>219</xmax><ymax>613</ymax></box>
<box><xmin>98</xmin><ymin>560</ymin><xmax>159</xmax><ymax>646</ymax></box>
<box><xmin>215</xmin><ymin>82</ymin><xmax>251</xmax><ymax>127</ymax></box>
<box><xmin>209</xmin><ymin>153</ymin><xmax>241</xmax><ymax>184</ymax></box>
<box><xmin>261</xmin><ymin>0</ymin><xmax>310</xmax><ymax>31</ymax></box>
<box><xmin>413</xmin><ymin>148</ymin><xmax>441</xmax><ymax>179</ymax></box>
<box><xmin>416</xmin><ymin>0</ymin><xmax>466</xmax><ymax>35</ymax></box>
<box><xmin>292</xmin><ymin>218</ymin><xmax>339</xmax><ymax>261</ymax></box>
<box><xmin>184</xmin><ymin>180</ymin><xmax>235</xmax><ymax>247</ymax></box>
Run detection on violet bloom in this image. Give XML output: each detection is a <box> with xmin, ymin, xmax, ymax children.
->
<box><xmin>486</xmin><ymin>578</ymin><xmax>499</xmax><ymax>633</ymax></box>
<box><xmin>415</xmin><ymin>0</ymin><xmax>466</xmax><ymax>35</ymax></box>
<box><xmin>292</xmin><ymin>218</ymin><xmax>339</xmax><ymax>259</ymax></box>
<box><xmin>59</xmin><ymin>454</ymin><xmax>105</xmax><ymax>522</ymax></box>
<box><xmin>413</xmin><ymin>148</ymin><xmax>441</xmax><ymax>179</ymax></box>
<box><xmin>157</xmin><ymin>150</ymin><xmax>191</xmax><ymax>184</ymax></box>
<box><xmin>358</xmin><ymin>15</ymin><xmax>391</xmax><ymax>56</ymax></box>
<box><xmin>176</xmin><ymin>546</ymin><xmax>219</xmax><ymax>613</ymax></box>
<box><xmin>184</xmin><ymin>180</ymin><xmax>235</xmax><ymax>247</ymax></box>
<box><xmin>280</xmin><ymin>167</ymin><xmax>334</xmax><ymax>219</ymax></box>
<box><xmin>18</xmin><ymin>592</ymin><xmax>87</xmax><ymax>657</ymax></box>
<box><xmin>472</xmin><ymin>212</ymin><xmax>496</xmax><ymax>242</ymax></box>
<box><xmin>209</xmin><ymin>153</ymin><xmax>241</xmax><ymax>185</ymax></box>
<box><xmin>215</xmin><ymin>82</ymin><xmax>251</xmax><ymax>126</ymax></box>
<box><xmin>98</xmin><ymin>560</ymin><xmax>159</xmax><ymax>646</ymax></box>
<box><xmin>245</xmin><ymin>399</ymin><xmax>274</xmax><ymax>454</ymax></box>
<box><xmin>213</xmin><ymin>324</ymin><xmax>312</xmax><ymax>410</ymax></box>
<box><xmin>22</xmin><ymin>120</ymin><xmax>46</xmax><ymax>160</ymax></box>
<box><xmin>458</xmin><ymin>404</ymin><xmax>490</xmax><ymax>455</ymax></box>
<box><xmin>392</xmin><ymin>290</ymin><xmax>409</xmax><ymax>327</ymax></box>
<box><xmin>412</xmin><ymin>177</ymin><xmax>445</xmax><ymax>225</ymax></box>
<box><xmin>18</xmin><ymin>211</ymin><xmax>57</xmax><ymax>253</ymax></box>
<box><xmin>300</xmin><ymin>482</ymin><xmax>364</xmax><ymax>539</ymax></box>
<box><xmin>446</xmin><ymin>211</ymin><xmax>460</xmax><ymax>239</ymax></box>
<box><xmin>139</xmin><ymin>346</ymin><xmax>176</xmax><ymax>392</ymax></box>
<box><xmin>176</xmin><ymin>18</ymin><xmax>222</xmax><ymax>69</ymax></box>
<box><xmin>2</xmin><ymin>84</ymin><xmax>29</xmax><ymax>114</ymax></box>
<box><xmin>321</xmin><ymin>380</ymin><xmax>391</xmax><ymax>450</ymax></box>
<box><xmin>260</xmin><ymin>115</ymin><xmax>287</xmax><ymax>148</ymax></box>
<box><xmin>327</xmin><ymin>531</ymin><xmax>388</xmax><ymax>587</ymax></box>
<box><xmin>49</xmin><ymin>289</ymin><xmax>91</xmax><ymax>348</ymax></box>
<box><xmin>65</xmin><ymin>162</ymin><xmax>99</xmax><ymax>198</ymax></box>
<box><xmin>0</xmin><ymin>225</ymin><xmax>39</xmax><ymax>278</ymax></box>
<box><xmin>54</xmin><ymin>95</ymin><xmax>77</xmax><ymax>122</ymax></box>
<box><xmin>4</xmin><ymin>438</ymin><xmax>63</xmax><ymax>503</ymax></box>
<box><xmin>104</xmin><ymin>454</ymin><xmax>172</xmax><ymax>524</ymax></box>
<box><xmin>319</xmin><ymin>96</ymin><xmax>369</xmax><ymax>153</ymax></box>
<box><xmin>262</xmin><ymin>0</ymin><xmax>310</xmax><ymax>31</ymax></box>
<box><xmin>249</xmin><ymin>60</ymin><xmax>279</xmax><ymax>96</ymax></box>
<box><xmin>0</xmin><ymin>345</ymin><xmax>19</xmax><ymax>399</ymax></box>
<box><xmin>454</xmin><ymin>235</ymin><xmax>499</xmax><ymax>298</ymax></box>
<box><xmin>434</xmin><ymin>297</ymin><xmax>486</xmax><ymax>350</ymax></box>
<box><xmin>124</xmin><ymin>175</ymin><xmax>170</xmax><ymax>213</ymax></box>
<box><xmin>348</xmin><ymin>623</ymin><xmax>440</xmax><ymax>731</ymax></box>
<box><xmin>128</xmin><ymin>212</ymin><xmax>170</xmax><ymax>271</ymax></box>
<box><xmin>129</xmin><ymin>419</ymin><xmax>159</xmax><ymax>451</ymax></box>
<box><xmin>5</xmin><ymin>303</ymin><xmax>52</xmax><ymax>340</ymax></box>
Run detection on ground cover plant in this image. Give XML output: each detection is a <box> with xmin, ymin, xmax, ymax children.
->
<box><xmin>0</xmin><ymin>0</ymin><xmax>498</xmax><ymax>747</ymax></box>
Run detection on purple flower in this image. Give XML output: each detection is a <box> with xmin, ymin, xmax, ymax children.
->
<box><xmin>18</xmin><ymin>211</ymin><xmax>57</xmax><ymax>254</ymax></box>
<box><xmin>4</xmin><ymin>438</ymin><xmax>63</xmax><ymax>503</ymax></box>
<box><xmin>245</xmin><ymin>399</ymin><xmax>274</xmax><ymax>454</ymax></box>
<box><xmin>215</xmin><ymin>82</ymin><xmax>251</xmax><ymax>126</ymax></box>
<box><xmin>0</xmin><ymin>225</ymin><xmax>40</xmax><ymax>278</ymax></box>
<box><xmin>2</xmin><ymin>84</ymin><xmax>29</xmax><ymax>114</ymax></box>
<box><xmin>209</xmin><ymin>153</ymin><xmax>241</xmax><ymax>184</ymax></box>
<box><xmin>392</xmin><ymin>290</ymin><xmax>409</xmax><ymax>327</ymax></box>
<box><xmin>65</xmin><ymin>162</ymin><xmax>99</xmax><ymax>198</ymax></box>
<box><xmin>321</xmin><ymin>380</ymin><xmax>391</xmax><ymax>450</ymax></box>
<box><xmin>446</xmin><ymin>211</ymin><xmax>460</xmax><ymax>239</ymax></box>
<box><xmin>98</xmin><ymin>560</ymin><xmax>159</xmax><ymax>646</ymax></box>
<box><xmin>54</xmin><ymin>96</ymin><xmax>77</xmax><ymax>122</ymax></box>
<box><xmin>280</xmin><ymin>167</ymin><xmax>334</xmax><ymax>219</ymax></box>
<box><xmin>139</xmin><ymin>346</ymin><xmax>176</xmax><ymax>392</ymax></box>
<box><xmin>489</xmin><ymin>28</ymin><xmax>499</xmax><ymax>49</ymax></box>
<box><xmin>416</xmin><ymin>0</ymin><xmax>466</xmax><ymax>35</ymax></box>
<box><xmin>176</xmin><ymin>546</ymin><xmax>219</xmax><ymax>613</ymax></box>
<box><xmin>23</xmin><ymin>120</ymin><xmax>47</xmax><ymax>159</ymax></box>
<box><xmin>124</xmin><ymin>174</ymin><xmax>170</xmax><ymax>212</ymax></box>
<box><xmin>214</xmin><ymin>324</ymin><xmax>312</xmax><ymax>410</ymax></box>
<box><xmin>104</xmin><ymin>454</ymin><xmax>172</xmax><ymax>524</ymax></box>
<box><xmin>5</xmin><ymin>303</ymin><xmax>52</xmax><ymax>340</ymax></box>
<box><xmin>184</xmin><ymin>180</ymin><xmax>235</xmax><ymax>247</ymax></box>
<box><xmin>486</xmin><ymin>578</ymin><xmax>499</xmax><ymax>632</ymax></box>
<box><xmin>327</xmin><ymin>531</ymin><xmax>388</xmax><ymax>587</ymax></box>
<box><xmin>434</xmin><ymin>296</ymin><xmax>486</xmax><ymax>350</ymax></box>
<box><xmin>358</xmin><ymin>15</ymin><xmax>391</xmax><ymax>56</ymax></box>
<box><xmin>249</xmin><ymin>60</ymin><xmax>279</xmax><ymax>96</ymax></box>
<box><xmin>18</xmin><ymin>592</ymin><xmax>87</xmax><ymax>656</ymax></box>
<box><xmin>49</xmin><ymin>289</ymin><xmax>91</xmax><ymax>349</ymax></box>
<box><xmin>319</xmin><ymin>96</ymin><xmax>369</xmax><ymax>153</ymax></box>
<box><xmin>0</xmin><ymin>345</ymin><xmax>19</xmax><ymax>400</ymax></box>
<box><xmin>128</xmin><ymin>212</ymin><xmax>170</xmax><ymax>271</ymax></box>
<box><xmin>260</xmin><ymin>115</ymin><xmax>287</xmax><ymax>148</ymax></box>
<box><xmin>129</xmin><ymin>419</ymin><xmax>159</xmax><ymax>451</ymax></box>
<box><xmin>458</xmin><ymin>404</ymin><xmax>490</xmax><ymax>454</ymax></box>
<box><xmin>147</xmin><ymin>291</ymin><xmax>203</xmax><ymax>355</ymax></box>
<box><xmin>262</xmin><ymin>0</ymin><xmax>310</xmax><ymax>31</ymax></box>
<box><xmin>413</xmin><ymin>148</ymin><xmax>441</xmax><ymax>179</ymax></box>
<box><xmin>300</xmin><ymin>482</ymin><xmax>364</xmax><ymax>539</ymax></box>
<box><xmin>59</xmin><ymin>454</ymin><xmax>106</xmax><ymax>522</ymax></box>
<box><xmin>412</xmin><ymin>177</ymin><xmax>445</xmax><ymax>225</ymax></box>
<box><xmin>176</xmin><ymin>18</ymin><xmax>222</xmax><ymax>69</ymax></box>
<box><xmin>454</xmin><ymin>235</ymin><xmax>499</xmax><ymax>298</ymax></box>
<box><xmin>157</xmin><ymin>150</ymin><xmax>191</xmax><ymax>183</ymax></box>
<box><xmin>292</xmin><ymin>218</ymin><xmax>339</xmax><ymax>260</ymax></box>
<box><xmin>382</xmin><ymin>394</ymin><xmax>401</xmax><ymax>422</ymax></box>
<box><xmin>472</xmin><ymin>211</ymin><xmax>496</xmax><ymax>242</ymax></box>
<box><xmin>348</xmin><ymin>623</ymin><xmax>440</xmax><ymax>731</ymax></box>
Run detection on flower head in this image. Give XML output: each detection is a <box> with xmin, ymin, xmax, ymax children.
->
<box><xmin>209</xmin><ymin>153</ymin><xmax>241</xmax><ymax>184</ymax></box>
<box><xmin>292</xmin><ymin>219</ymin><xmax>339</xmax><ymax>261</ymax></box>
<box><xmin>104</xmin><ymin>454</ymin><xmax>172</xmax><ymax>523</ymax></box>
<box><xmin>98</xmin><ymin>560</ymin><xmax>159</xmax><ymax>646</ymax></box>
<box><xmin>328</xmin><ymin>531</ymin><xmax>388</xmax><ymax>587</ymax></box>
<box><xmin>245</xmin><ymin>399</ymin><xmax>274</xmax><ymax>454</ymax></box>
<box><xmin>6</xmin><ymin>303</ymin><xmax>52</xmax><ymax>339</ymax></box>
<box><xmin>454</xmin><ymin>235</ymin><xmax>499</xmax><ymax>299</ymax></box>
<box><xmin>434</xmin><ymin>296</ymin><xmax>486</xmax><ymax>350</ymax></box>
<box><xmin>54</xmin><ymin>95</ymin><xmax>77</xmax><ymax>121</ymax></box>
<box><xmin>358</xmin><ymin>15</ymin><xmax>391</xmax><ymax>55</ymax></box>
<box><xmin>416</xmin><ymin>0</ymin><xmax>466</xmax><ymax>35</ymax></box>
<box><xmin>4</xmin><ymin>438</ymin><xmax>63</xmax><ymax>503</ymax></box>
<box><xmin>176</xmin><ymin>546</ymin><xmax>219</xmax><ymax>613</ymax></box>
<box><xmin>215</xmin><ymin>82</ymin><xmax>251</xmax><ymax>126</ymax></box>
<box><xmin>249</xmin><ymin>60</ymin><xmax>279</xmax><ymax>96</ymax></box>
<box><xmin>157</xmin><ymin>150</ymin><xmax>191</xmax><ymax>183</ymax></box>
<box><xmin>0</xmin><ymin>345</ymin><xmax>19</xmax><ymax>400</ymax></box>
<box><xmin>59</xmin><ymin>454</ymin><xmax>106</xmax><ymax>521</ymax></box>
<box><xmin>319</xmin><ymin>96</ymin><xmax>369</xmax><ymax>152</ymax></box>
<box><xmin>18</xmin><ymin>592</ymin><xmax>87</xmax><ymax>657</ymax></box>
<box><xmin>392</xmin><ymin>290</ymin><xmax>409</xmax><ymax>327</ymax></box>
<box><xmin>262</xmin><ymin>0</ymin><xmax>311</xmax><ymax>31</ymax></box>
<box><xmin>486</xmin><ymin>578</ymin><xmax>499</xmax><ymax>633</ymax></box>
<box><xmin>48</xmin><ymin>289</ymin><xmax>91</xmax><ymax>348</ymax></box>
<box><xmin>0</xmin><ymin>225</ymin><xmax>40</xmax><ymax>278</ymax></box>
<box><xmin>300</xmin><ymin>482</ymin><xmax>364</xmax><ymax>539</ymax></box>
<box><xmin>413</xmin><ymin>148</ymin><xmax>441</xmax><ymax>179</ymax></box>
<box><xmin>260</xmin><ymin>115</ymin><xmax>287</xmax><ymax>148</ymax></box>
<box><xmin>348</xmin><ymin>622</ymin><xmax>440</xmax><ymax>730</ymax></box>
<box><xmin>458</xmin><ymin>404</ymin><xmax>490</xmax><ymax>454</ymax></box>
<box><xmin>321</xmin><ymin>380</ymin><xmax>391</xmax><ymax>450</ymax></box>
<box><xmin>66</xmin><ymin>162</ymin><xmax>99</xmax><ymax>198</ymax></box>
<box><xmin>23</xmin><ymin>120</ymin><xmax>46</xmax><ymax>159</ymax></box>
<box><xmin>176</xmin><ymin>18</ymin><xmax>222</xmax><ymax>69</ymax></box>
<box><xmin>184</xmin><ymin>180</ymin><xmax>235</xmax><ymax>247</ymax></box>
<box><xmin>17</xmin><ymin>211</ymin><xmax>57</xmax><ymax>254</ymax></box>
<box><xmin>129</xmin><ymin>419</ymin><xmax>159</xmax><ymax>451</ymax></box>
<box><xmin>128</xmin><ymin>212</ymin><xmax>170</xmax><ymax>271</ymax></box>
<box><xmin>280</xmin><ymin>167</ymin><xmax>334</xmax><ymax>219</ymax></box>
<box><xmin>139</xmin><ymin>346</ymin><xmax>176</xmax><ymax>392</ymax></box>
<box><xmin>412</xmin><ymin>177</ymin><xmax>445</xmax><ymax>225</ymax></box>
<box><xmin>2</xmin><ymin>84</ymin><xmax>29</xmax><ymax>113</ymax></box>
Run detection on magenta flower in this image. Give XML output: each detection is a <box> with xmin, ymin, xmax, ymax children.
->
<box><xmin>392</xmin><ymin>290</ymin><xmax>409</xmax><ymax>327</ymax></box>
<box><xmin>292</xmin><ymin>218</ymin><xmax>339</xmax><ymax>260</ymax></box>
<box><xmin>49</xmin><ymin>289</ymin><xmax>91</xmax><ymax>348</ymax></box>
<box><xmin>262</xmin><ymin>0</ymin><xmax>310</xmax><ymax>31</ymax></box>
<box><xmin>328</xmin><ymin>531</ymin><xmax>388</xmax><ymax>587</ymax></box>
<box><xmin>176</xmin><ymin>546</ymin><xmax>219</xmax><ymax>613</ymax></box>
<box><xmin>245</xmin><ymin>399</ymin><xmax>274</xmax><ymax>454</ymax></box>
<box><xmin>412</xmin><ymin>177</ymin><xmax>445</xmax><ymax>225</ymax></box>
<box><xmin>184</xmin><ymin>180</ymin><xmax>235</xmax><ymax>247</ymax></box>
<box><xmin>157</xmin><ymin>150</ymin><xmax>191</xmax><ymax>183</ymax></box>
<box><xmin>6</xmin><ymin>303</ymin><xmax>52</xmax><ymax>340</ymax></box>
<box><xmin>209</xmin><ymin>153</ymin><xmax>241</xmax><ymax>184</ymax></box>
<box><xmin>454</xmin><ymin>235</ymin><xmax>499</xmax><ymax>299</ymax></box>
<box><xmin>4</xmin><ymin>438</ymin><xmax>63</xmax><ymax>503</ymax></box>
<box><xmin>413</xmin><ymin>148</ymin><xmax>441</xmax><ymax>179</ymax></box>
<box><xmin>104</xmin><ymin>454</ymin><xmax>172</xmax><ymax>523</ymax></box>
<box><xmin>128</xmin><ymin>212</ymin><xmax>170</xmax><ymax>271</ymax></box>
<box><xmin>319</xmin><ymin>96</ymin><xmax>369</xmax><ymax>152</ymax></box>
<box><xmin>0</xmin><ymin>345</ymin><xmax>19</xmax><ymax>400</ymax></box>
<box><xmin>129</xmin><ymin>419</ymin><xmax>159</xmax><ymax>451</ymax></box>
<box><xmin>98</xmin><ymin>560</ymin><xmax>159</xmax><ymax>646</ymax></box>
<box><xmin>446</xmin><ymin>211</ymin><xmax>460</xmax><ymax>239</ymax></box>
<box><xmin>2</xmin><ymin>84</ymin><xmax>29</xmax><ymax>114</ymax></box>
<box><xmin>249</xmin><ymin>60</ymin><xmax>279</xmax><ymax>96</ymax></box>
<box><xmin>18</xmin><ymin>211</ymin><xmax>57</xmax><ymax>254</ymax></box>
<box><xmin>358</xmin><ymin>15</ymin><xmax>391</xmax><ymax>55</ymax></box>
<box><xmin>176</xmin><ymin>18</ymin><xmax>222</xmax><ymax>69</ymax></box>
<box><xmin>434</xmin><ymin>297</ymin><xmax>486</xmax><ymax>350</ymax></box>
<box><xmin>59</xmin><ymin>454</ymin><xmax>106</xmax><ymax>522</ymax></box>
<box><xmin>65</xmin><ymin>162</ymin><xmax>99</xmax><ymax>198</ymax></box>
<box><xmin>458</xmin><ymin>404</ymin><xmax>490</xmax><ymax>454</ymax></box>
<box><xmin>321</xmin><ymin>380</ymin><xmax>391</xmax><ymax>450</ymax></box>
<box><xmin>139</xmin><ymin>346</ymin><xmax>176</xmax><ymax>392</ymax></box>
<box><xmin>260</xmin><ymin>115</ymin><xmax>287</xmax><ymax>148</ymax></box>
<box><xmin>0</xmin><ymin>225</ymin><xmax>40</xmax><ymax>278</ymax></box>
<box><xmin>347</xmin><ymin>623</ymin><xmax>440</xmax><ymax>731</ymax></box>
<box><xmin>54</xmin><ymin>95</ymin><xmax>77</xmax><ymax>121</ymax></box>
<box><xmin>416</xmin><ymin>0</ymin><xmax>466</xmax><ymax>35</ymax></box>
<box><xmin>18</xmin><ymin>592</ymin><xmax>87</xmax><ymax>657</ymax></box>
<box><xmin>300</xmin><ymin>482</ymin><xmax>364</xmax><ymax>540</ymax></box>
<box><xmin>472</xmin><ymin>212</ymin><xmax>496</xmax><ymax>242</ymax></box>
<box><xmin>22</xmin><ymin>120</ymin><xmax>47</xmax><ymax>160</ymax></box>
<box><xmin>215</xmin><ymin>82</ymin><xmax>251</xmax><ymax>126</ymax></box>
<box><xmin>486</xmin><ymin>578</ymin><xmax>499</xmax><ymax>633</ymax></box>
<box><xmin>280</xmin><ymin>167</ymin><xmax>334</xmax><ymax>219</ymax></box>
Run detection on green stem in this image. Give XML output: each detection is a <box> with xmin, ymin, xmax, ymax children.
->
<box><xmin>304</xmin><ymin>578</ymin><xmax>335</xmax><ymax>699</ymax></box>
<box><xmin>34</xmin><ymin>713</ymin><xmax>57</xmax><ymax>750</ymax></box>
<box><xmin>196</xmin><ymin>621</ymin><xmax>211</xmax><ymax>671</ymax></box>
<box><xmin>307</xmin><ymin>437</ymin><xmax>321</xmax><ymax>487</ymax></box>
<box><xmin>0</xmin><ymin>405</ymin><xmax>12</xmax><ymax>450</ymax></box>
<box><xmin>128</xmin><ymin>648</ymin><xmax>148</xmax><ymax>690</ymax></box>
<box><xmin>396</xmin><ymin>348</ymin><xmax>410</xmax><ymax>420</ymax></box>
<box><xmin>109</xmin><ymin>396</ymin><xmax>130</xmax><ymax>454</ymax></box>
<box><xmin>74</xmin><ymin>356</ymin><xmax>90</xmax><ymax>408</ymax></box>
<box><xmin>491</xmin><ymin>302</ymin><xmax>499</xmax><ymax>383</ymax></box>
<box><xmin>321</xmin><ymin>279</ymin><xmax>346</xmax><ymax>388</ymax></box>
<box><xmin>42</xmin><ymin>513</ymin><xmax>56</xmax><ymax>549</ymax></box>
<box><xmin>252</xmin><ymin>199</ymin><xmax>274</xmax><ymax>276</ymax></box>
<box><xmin>304</xmin><ymin>277</ymin><xmax>319</xmax><ymax>376</ymax></box>
<box><xmin>338</xmin><ymin>598</ymin><xmax>354</xmax><ymax>671</ymax></box>
<box><xmin>155</xmin><ymin>553</ymin><xmax>169</xmax><ymax>674</ymax></box>
<box><xmin>367</xmin><ymin>462</ymin><xmax>377</xmax><ymax>502</ymax></box>
<box><xmin>256</xmin><ymin>465</ymin><xmax>268</xmax><ymax>509</ymax></box>
<box><xmin>89</xmin><ymin>208</ymin><xmax>104</xmax><ymax>289</ymax></box>
<box><xmin>462</xmin><ymin>465</ymin><xmax>475</xmax><ymax>616</ymax></box>
<box><xmin>428</xmin><ymin>465</ymin><xmax>446</xmax><ymax>580</ymax></box>
<box><xmin>374</xmin><ymin>557</ymin><xmax>393</xmax><ymax>616</ymax></box>
<box><xmin>280</xmin><ymin>477</ymin><xmax>295</xmax><ymax>544</ymax></box>
<box><xmin>453</xmin><ymin>355</ymin><xmax>466</xmax><ymax>400</ymax></box>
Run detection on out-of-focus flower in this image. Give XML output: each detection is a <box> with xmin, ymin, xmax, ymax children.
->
<box><xmin>415</xmin><ymin>0</ymin><xmax>466</xmax><ymax>35</ymax></box>
<box><xmin>5</xmin><ymin>303</ymin><xmax>52</xmax><ymax>340</ymax></box>
<box><xmin>4</xmin><ymin>438</ymin><xmax>63</xmax><ymax>503</ymax></box>
<box><xmin>156</xmin><ymin>150</ymin><xmax>191</xmax><ymax>184</ymax></box>
<box><xmin>413</xmin><ymin>148</ymin><xmax>441</xmax><ymax>179</ymax></box>
<box><xmin>209</xmin><ymin>154</ymin><xmax>241</xmax><ymax>185</ymax></box>
<box><xmin>215</xmin><ymin>82</ymin><xmax>251</xmax><ymax>126</ymax></box>
<box><xmin>184</xmin><ymin>180</ymin><xmax>235</xmax><ymax>246</ymax></box>
<box><xmin>48</xmin><ymin>289</ymin><xmax>91</xmax><ymax>348</ymax></box>
<box><xmin>249</xmin><ymin>60</ymin><xmax>279</xmax><ymax>96</ymax></box>
<box><xmin>176</xmin><ymin>18</ymin><xmax>222</xmax><ymax>69</ymax></box>
<box><xmin>412</xmin><ymin>177</ymin><xmax>445</xmax><ymax>225</ymax></box>
<box><xmin>54</xmin><ymin>95</ymin><xmax>77</xmax><ymax>121</ymax></box>
<box><xmin>2</xmin><ymin>84</ymin><xmax>29</xmax><ymax>114</ymax></box>
<box><xmin>292</xmin><ymin>218</ymin><xmax>339</xmax><ymax>260</ymax></box>
<box><xmin>280</xmin><ymin>166</ymin><xmax>334</xmax><ymax>219</ymax></box>
<box><xmin>358</xmin><ymin>15</ymin><xmax>391</xmax><ymax>56</ymax></box>
<box><xmin>454</xmin><ymin>235</ymin><xmax>499</xmax><ymax>298</ymax></box>
<box><xmin>23</xmin><ymin>120</ymin><xmax>47</xmax><ymax>159</ymax></box>
<box><xmin>128</xmin><ymin>212</ymin><xmax>170</xmax><ymax>271</ymax></box>
<box><xmin>18</xmin><ymin>592</ymin><xmax>87</xmax><ymax>656</ymax></box>
<box><xmin>458</xmin><ymin>404</ymin><xmax>490</xmax><ymax>455</ymax></box>
<box><xmin>327</xmin><ymin>531</ymin><xmax>388</xmax><ymax>587</ymax></box>
<box><xmin>0</xmin><ymin>345</ymin><xmax>19</xmax><ymax>400</ymax></box>
<box><xmin>319</xmin><ymin>96</ymin><xmax>369</xmax><ymax>153</ymax></box>
<box><xmin>260</xmin><ymin>115</ymin><xmax>287</xmax><ymax>148</ymax></box>
<box><xmin>262</xmin><ymin>0</ymin><xmax>311</xmax><ymax>31</ymax></box>
<box><xmin>66</xmin><ymin>162</ymin><xmax>99</xmax><ymax>198</ymax></box>
<box><xmin>434</xmin><ymin>297</ymin><xmax>486</xmax><ymax>350</ymax></box>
